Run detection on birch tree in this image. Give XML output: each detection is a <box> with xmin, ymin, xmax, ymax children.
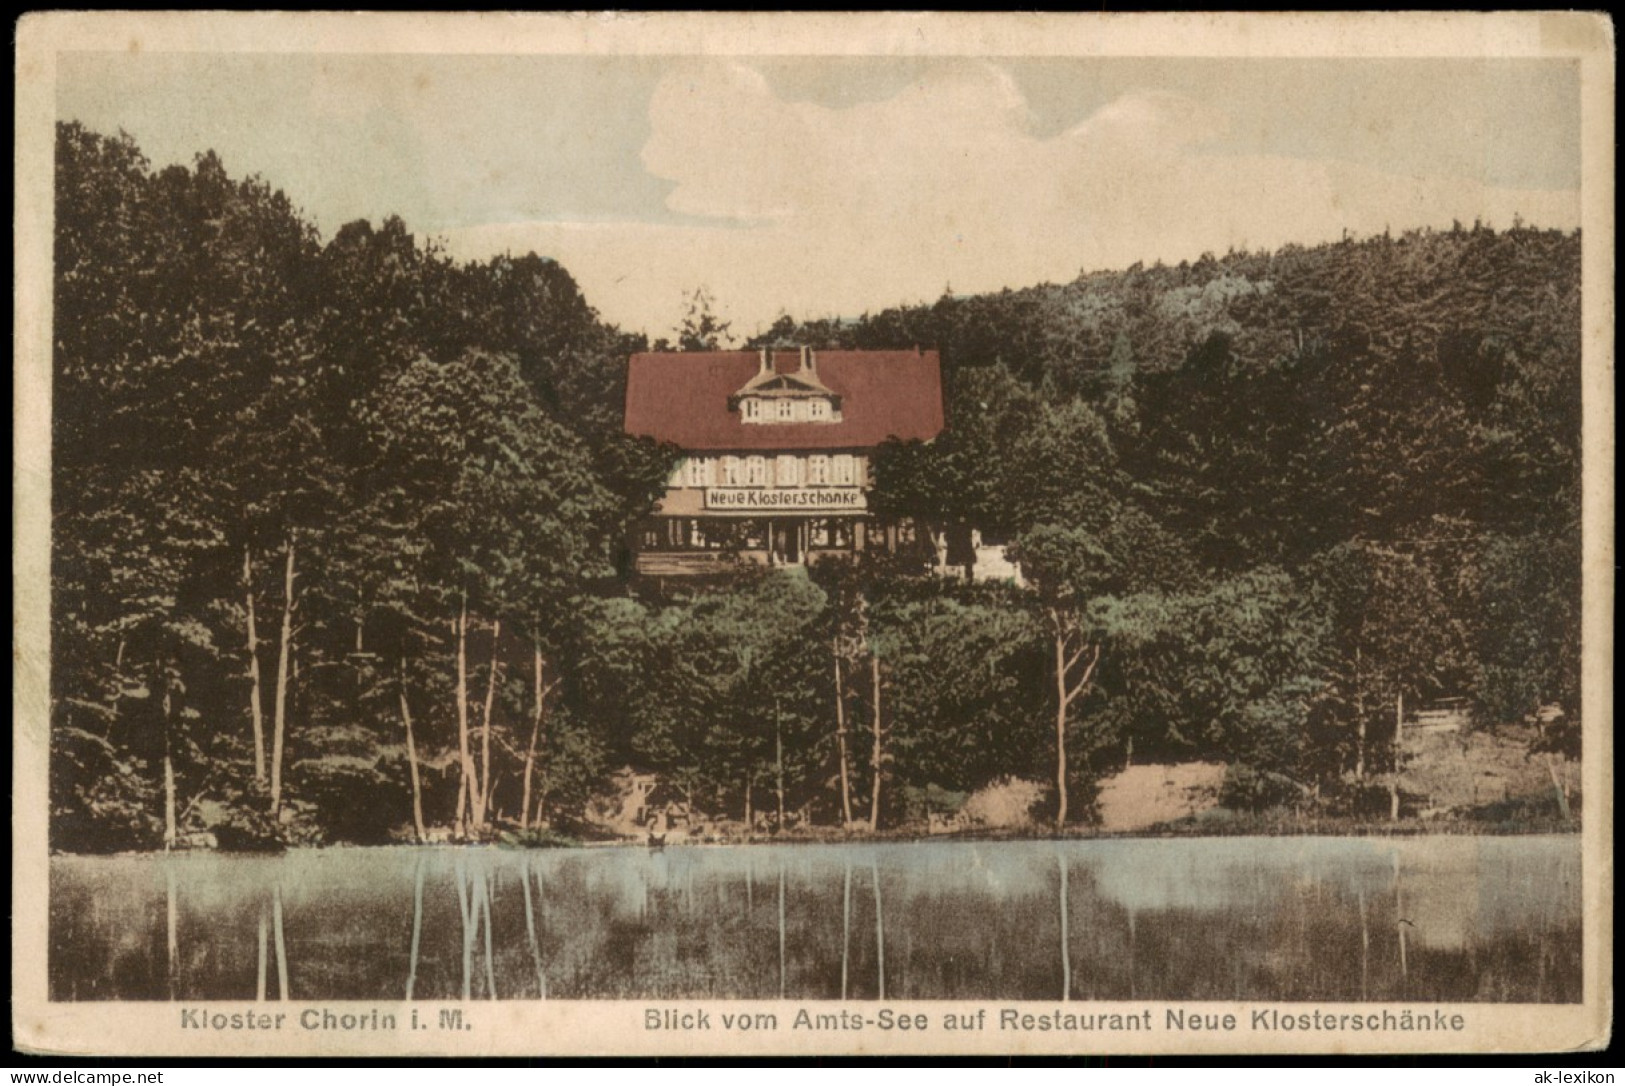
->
<box><xmin>359</xmin><ymin>349</ymin><xmax>619</xmax><ymax>834</ymax></box>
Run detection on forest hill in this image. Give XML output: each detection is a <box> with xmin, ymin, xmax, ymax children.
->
<box><xmin>50</xmin><ymin>122</ymin><xmax>1582</xmax><ymax>853</ymax></box>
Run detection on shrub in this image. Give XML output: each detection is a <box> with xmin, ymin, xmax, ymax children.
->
<box><xmin>959</xmin><ymin>777</ymin><xmax>1045</xmax><ymax>828</ymax></box>
<box><xmin>1219</xmin><ymin>763</ymin><xmax>1306</xmax><ymax>812</ymax></box>
<box><xmin>903</xmin><ymin>783</ymin><xmax>968</xmax><ymax>823</ymax></box>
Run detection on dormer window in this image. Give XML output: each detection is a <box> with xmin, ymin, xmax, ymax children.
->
<box><xmin>776</xmin><ymin>399</ymin><xmax>794</xmax><ymax>421</ymax></box>
<box><xmin>809</xmin><ymin>399</ymin><xmax>829</xmax><ymax>420</ymax></box>
<box><xmin>743</xmin><ymin>398</ymin><xmax>761</xmax><ymax>421</ymax></box>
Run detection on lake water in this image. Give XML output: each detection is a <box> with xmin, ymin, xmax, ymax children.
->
<box><xmin>50</xmin><ymin>835</ymin><xmax>1580</xmax><ymax>1003</ymax></box>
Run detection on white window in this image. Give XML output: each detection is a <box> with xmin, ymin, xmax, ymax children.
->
<box><xmin>685</xmin><ymin>456</ymin><xmax>711</xmax><ymax>487</ymax></box>
<box><xmin>775</xmin><ymin>455</ymin><xmax>800</xmax><ymax>487</ymax></box>
<box><xmin>809</xmin><ymin>399</ymin><xmax>830</xmax><ymax>420</ymax></box>
<box><xmin>742</xmin><ymin>398</ymin><xmax>761</xmax><ymax>421</ymax></box>
<box><xmin>721</xmin><ymin>456</ymin><xmax>743</xmax><ymax>486</ymax></box>
<box><xmin>807</xmin><ymin>455</ymin><xmax>830</xmax><ymax>485</ymax></box>
<box><xmin>746</xmin><ymin>456</ymin><xmax>768</xmax><ymax>486</ymax></box>
<box><xmin>832</xmin><ymin>454</ymin><xmax>856</xmax><ymax>486</ymax></box>
<box><xmin>776</xmin><ymin>399</ymin><xmax>794</xmax><ymax>421</ymax></box>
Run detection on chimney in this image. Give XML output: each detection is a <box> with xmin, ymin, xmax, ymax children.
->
<box><xmin>800</xmin><ymin>346</ymin><xmax>815</xmax><ymax>374</ymax></box>
<box><xmin>758</xmin><ymin>348</ymin><xmax>771</xmax><ymax>376</ymax></box>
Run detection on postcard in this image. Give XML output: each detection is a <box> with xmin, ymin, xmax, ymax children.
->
<box><xmin>13</xmin><ymin>11</ymin><xmax>1613</xmax><ymax>1057</ymax></box>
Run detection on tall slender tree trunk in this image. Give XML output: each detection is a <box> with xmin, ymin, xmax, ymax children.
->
<box><xmin>256</xmin><ymin>902</ymin><xmax>269</xmax><ymax>1001</ymax></box>
<box><xmin>1354</xmin><ymin>647</ymin><xmax>1366</xmax><ymax>783</ymax></box>
<box><xmin>1389</xmin><ymin>691</ymin><xmax>1404</xmax><ymax>821</ymax></box>
<box><xmin>399</xmin><ymin>661</ymin><xmax>425</xmax><ymax>843</ymax></box>
<box><xmin>1127</xmin><ymin>908</ymin><xmax>1137</xmax><ymax>999</ymax></box>
<box><xmin>777</xmin><ymin>863</ymin><xmax>787</xmax><ymax>998</ymax></box>
<box><xmin>1356</xmin><ymin>718</ymin><xmax>1367</xmax><ymax>783</ymax></box>
<box><xmin>272</xmin><ymin>883</ymin><xmax>290</xmax><ymax>999</ymax></box>
<box><xmin>1544</xmin><ymin>754</ymin><xmax>1572</xmax><ymax>821</ymax></box>
<box><xmin>407</xmin><ymin>857</ymin><xmax>424</xmax><ymax>1000</ymax></box>
<box><xmin>1054</xmin><ymin>629</ymin><xmax>1069</xmax><ymax>831</ymax></box>
<box><xmin>869</xmin><ymin>652</ymin><xmax>883</xmax><ymax>833</ymax></box>
<box><xmin>521</xmin><ymin>858</ymin><xmax>547</xmax><ymax>998</ymax></box>
<box><xmin>840</xmin><ymin>859</ymin><xmax>852</xmax><ymax>1000</ymax></box>
<box><xmin>1394</xmin><ymin>854</ymin><xmax>1408</xmax><ymax>982</ymax></box>
<box><xmin>1050</xmin><ymin>617</ymin><xmax>1100</xmax><ymax>833</ymax></box>
<box><xmin>1058</xmin><ymin>852</ymin><xmax>1071</xmax><ymax>1001</ymax></box>
<box><xmin>270</xmin><ymin>537</ymin><xmax>297</xmax><ymax>817</ymax></box>
<box><xmin>455</xmin><ymin>861</ymin><xmax>473</xmax><ymax>1001</ymax></box>
<box><xmin>522</xmin><ymin>640</ymin><xmax>546</xmax><ymax>831</ymax></box>
<box><xmin>774</xmin><ymin>700</ymin><xmax>786</xmax><ymax>833</ymax></box>
<box><xmin>833</xmin><ymin>645</ymin><xmax>853</xmax><ymax>826</ymax></box>
<box><xmin>872</xmin><ymin>859</ymin><xmax>885</xmax><ymax>999</ymax></box>
<box><xmin>163</xmin><ymin>754</ymin><xmax>178</xmax><ymax>850</ymax></box>
<box><xmin>243</xmin><ymin>544</ymin><xmax>266</xmax><ymax>785</ymax></box>
<box><xmin>165</xmin><ymin>863</ymin><xmax>179</xmax><ymax>999</ymax></box>
<box><xmin>474</xmin><ymin>618</ymin><xmax>501</xmax><ymax>829</ymax></box>
<box><xmin>478</xmin><ymin>872</ymin><xmax>497</xmax><ymax>1000</ymax></box>
<box><xmin>1357</xmin><ymin>887</ymin><xmax>1370</xmax><ymax>999</ymax></box>
<box><xmin>162</xmin><ymin>676</ymin><xmax>177</xmax><ymax>849</ymax></box>
<box><xmin>455</xmin><ymin>595</ymin><xmax>474</xmax><ymax>835</ymax></box>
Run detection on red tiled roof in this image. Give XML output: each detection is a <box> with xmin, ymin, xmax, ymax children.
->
<box><xmin>624</xmin><ymin>349</ymin><xmax>945</xmax><ymax>452</ymax></box>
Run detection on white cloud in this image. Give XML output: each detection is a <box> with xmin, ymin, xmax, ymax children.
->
<box><xmin>441</xmin><ymin>60</ymin><xmax>1580</xmax><ymax>338</ymax></box>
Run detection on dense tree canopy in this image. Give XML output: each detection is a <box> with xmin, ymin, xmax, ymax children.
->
<box><xmin>51</xmin><ymin>123</ymin><xmax>1584</xmax><ymax>849</ymax></box>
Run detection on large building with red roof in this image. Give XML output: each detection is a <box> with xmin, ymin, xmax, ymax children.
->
<box><xmin>623</xmin><ymin>347</ymin><xmax>945</xmax><ymax>576</ymax></box>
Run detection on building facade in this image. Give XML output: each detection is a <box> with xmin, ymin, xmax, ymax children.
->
<box><xmin>623</xmin><ymin>347</ymin><xmax>945</xmax><ymax>577</ymax></box>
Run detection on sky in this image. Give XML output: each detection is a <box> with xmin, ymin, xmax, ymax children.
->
<box><xmin>57</xmin><ymin>53</ymin><xmax>1582</xmax><ymax>339</ymax></box>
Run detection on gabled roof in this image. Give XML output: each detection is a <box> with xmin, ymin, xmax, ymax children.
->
<box><xmin>625</xmin><ymin>349</ymin><xmax>945</xmax><ymax>452</ymax></box>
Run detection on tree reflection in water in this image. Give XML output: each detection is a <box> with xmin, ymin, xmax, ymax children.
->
<box><xmin>48</xmin><ymin>837</ymin><xmax>1582</xmax><ymax>1003</ymax></box>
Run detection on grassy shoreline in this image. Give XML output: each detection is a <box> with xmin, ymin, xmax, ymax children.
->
<box><xmin>52</xmin><ymin>814</ymin><xmax>1581</xmax><ymax>857</ymax></box>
